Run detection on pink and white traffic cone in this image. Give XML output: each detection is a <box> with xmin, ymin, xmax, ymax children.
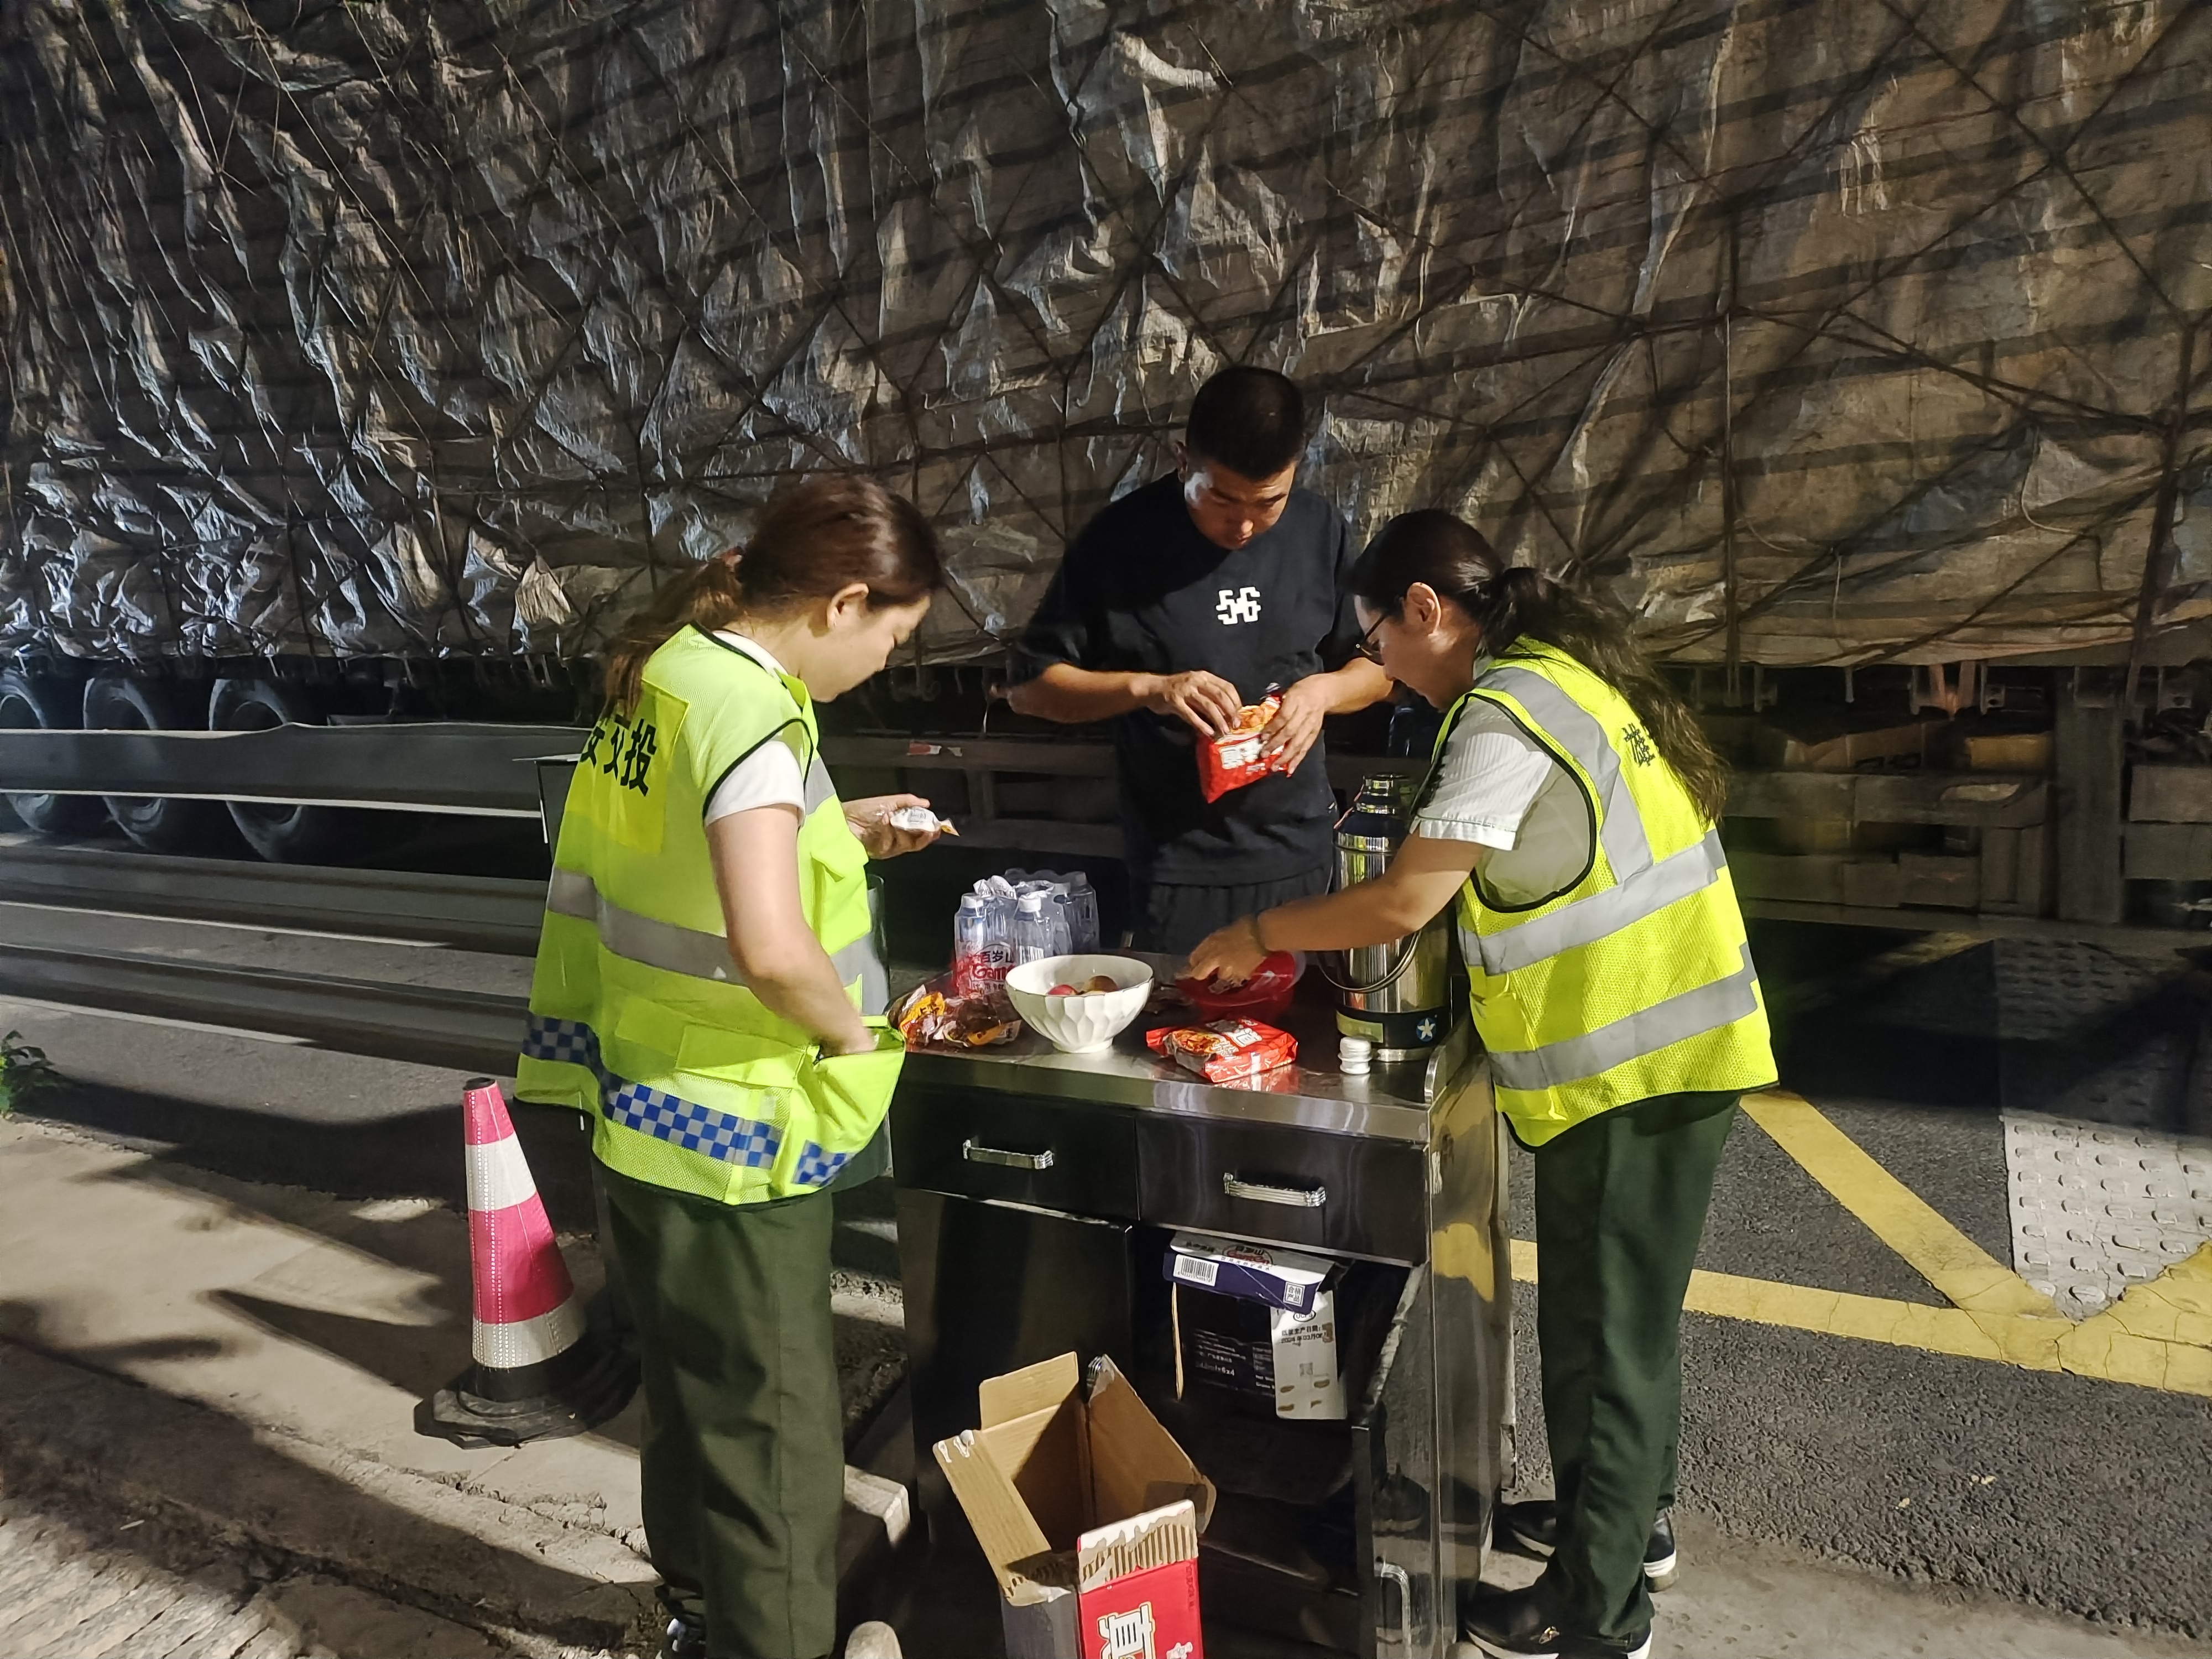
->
<box><xmin>416</xmin><ymin>1078</ymin><xmax>634</xmax><ymax>1447</ymax></box>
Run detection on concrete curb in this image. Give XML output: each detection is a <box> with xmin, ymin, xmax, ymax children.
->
<box><xmin>0</xmin><ymin>1340</ymin><xmax>658</xmax><ymax>1655</ymax></box>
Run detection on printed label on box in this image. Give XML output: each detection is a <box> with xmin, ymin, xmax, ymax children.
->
<box><xmin>1269</xmin><ymin>1295</ymin><xmax>1343</xmax><ymax>1420</ymax></box>
<box><xmin>1170</xmin><ymin>1254</ymin><xmax>1219</xmax><ymax>1290</ymax></box>
<box><xmin>1081</xmin><ymin>1559</ymin><xmax>1203</xmax><ymax>1659</ymax></box>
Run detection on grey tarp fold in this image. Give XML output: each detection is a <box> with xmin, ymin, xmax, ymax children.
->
<box><xmin>3</xmin><ymin>0</ymin><xmax>2208</xmax><ymax>668</ymax></box>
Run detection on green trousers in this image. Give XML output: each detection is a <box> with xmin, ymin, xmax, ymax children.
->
<box><xmin>597</xmin><ymin>1160</ymin><xmax>844</xmax><ymax>1659</ymax></box>
<box><xmin>1531</xmin><ymin>1089</ymin><xmax>1739</xmax><ymax>1641</ymax></box>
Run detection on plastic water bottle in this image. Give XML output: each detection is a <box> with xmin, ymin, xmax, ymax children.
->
<box><xmin>1046</xmin><ymin>887</ymin><xmax>1075</xmax><ymax>957</ymax></box>
<box><xmin>1011</xmin><ymin>891</ymin><xmax>1055</xmax><ymax>967</ymax></box>
<box><xmin>1064</xmin><ymin>872</ymin><xmax>1100</xmax><ymax>953</ymax></box>
<box><xmin>953</xmin><ymin>895</ymin><xmax>992</xmax><ymax>995</ymax></box>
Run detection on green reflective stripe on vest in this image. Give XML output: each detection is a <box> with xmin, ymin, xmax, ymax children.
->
<box><xmin>1482</xmin><ymin>943</ymin><xmax>1762</xmax><ymax>1093</ymax></box>
<box><xmin>1443</xmin><ymin>641</ymin><xmax>1775</xmax><ymax>1146</ymax></box>
<box><xmin>515</xmin><ymin>626</ymin><xmax>902</xmax><ymax>1205</ymax></box>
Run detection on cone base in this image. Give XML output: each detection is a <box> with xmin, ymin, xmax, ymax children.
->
<box><xmin>414</xmin><ymin>1332</ymin><xmax>637</xmax><ymax>1448</ymax></box>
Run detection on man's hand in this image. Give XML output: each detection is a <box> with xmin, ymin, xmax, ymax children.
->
<box><xmin>1136</xmin><ymin>669</ymin><xmax>1245</xmax><ymax>735</ymax></box>
<box><xmin>843</xmin><ymin>794</ymin><xmax>941</xmax><ymax>859</ymax></box>
<box><xmin>1256</xmin><ymin>676</ymin><xmax>1333</xmax><ymax>774</ymax></box>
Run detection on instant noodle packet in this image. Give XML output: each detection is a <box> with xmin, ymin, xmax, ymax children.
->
<box><xmin>893</xmin><ymin>980</ymin><xmax>1021</xmax><ymax>1048</ymax></box>
<box><xmin>1146</xmin><ymin>1018</ymin><xmax>1299</xmax><ymax>1083</ymax></box>
<box><xmin>1197</xmin><ymin>692</ymin><xmax>1285</xmax><ymax>803</ymax></box>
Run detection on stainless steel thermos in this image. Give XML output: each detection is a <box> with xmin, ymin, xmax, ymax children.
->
<box><xmin>1332</xmin><ymin>773</ymin><xmax>1455</xmax><ymax>1060</ymax></box>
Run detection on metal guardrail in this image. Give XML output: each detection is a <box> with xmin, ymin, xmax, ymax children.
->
<box><xmin>0</xmin><ymin>726</ymin><xmax>1427</xmax><ymax>861</ymax></box>
<box><xmin>0</xmin><ymin>724</ymin><xmax>583</xmax><ymax>816</ymax></box>
<box><xmin>0</xmin><ymin>836</ymin><xmax>548</xmax><ymax>954</ymax></box>
<box><xmin>0</xmin><ymin>941</ymin><xmax>529</xmax><ymax>1076</ymax></box>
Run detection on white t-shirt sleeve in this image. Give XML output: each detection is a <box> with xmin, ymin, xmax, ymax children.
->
<box><xmin>1412</xmin><ymin>701</ymin><xmax>1559</xmax><ymax>851</ymax></box>
<box><xmin>703</xmin><ymin>738</ymin><xmax>806</xmax><ymax>824</ymax></box>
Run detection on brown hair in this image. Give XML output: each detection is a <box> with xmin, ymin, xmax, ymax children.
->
<box><xmin>1350</xmin><ymin>510</ymin><xmax>1730</xmax><ymax>825</ymax></box>
<box><xmin>602</xmin><ymin>475</ymin><xmax>942</xmax><ymax>713</ymax></box>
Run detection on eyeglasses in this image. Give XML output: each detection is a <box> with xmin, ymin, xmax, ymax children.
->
<box><xmin>1352</xmin><ymin>612</ymin><xmax>1388</xmax><ymax>664</ymax></box>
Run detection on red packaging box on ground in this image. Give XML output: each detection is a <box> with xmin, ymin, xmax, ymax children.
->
<box><xmin>933</xmin><ymin>1352</ymin><xmax>1215</xmax><ymax>1659</ymax></box>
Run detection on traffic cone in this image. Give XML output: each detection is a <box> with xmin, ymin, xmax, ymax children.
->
<box><xmin>416</xmin><ymin>1078</ymin><xmax>635</xmax><ymax>1447</ymax></box>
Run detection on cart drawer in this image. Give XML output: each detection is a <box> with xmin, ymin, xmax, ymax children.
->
<box><xmin>1135</xmin><ymin>1115</ymin><xmax>1428</xmax><ymax>1261</ymax></box>
<box><xmin>891</xmin><ymin>1085</ymin><xmax>1139</xmax><ymax>1218</ymax></box>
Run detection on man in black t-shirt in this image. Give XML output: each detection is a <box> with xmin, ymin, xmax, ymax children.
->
<box><xmin>1010</xmin><ymin>368</ymin><xmax>1393</xmax><ymax>954</ymax></box>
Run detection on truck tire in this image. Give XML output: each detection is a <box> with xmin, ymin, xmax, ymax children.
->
<box><xmin>81</xmin><ymin>677</ymin><xmax>237</xmax><ymax>853</ymax></box>
<box><xmin>0</xmin><ymin>666</ymin><xmax>105</xmax><ymax>835</ymax></box>
<box><xmin>208</xmin><ymin>677</ymin><xmax>362</xmax><ymax>864</ymax></box>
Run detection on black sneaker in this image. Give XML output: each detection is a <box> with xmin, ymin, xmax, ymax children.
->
<box><xmin>1498</xmin><ymin>1500</ymin><xmax>1680</xmax><ymax>1592</ymax></box>
<box><xmin>1460</xmin><ymin>1584</ymin><xmax>1652</xmax><ymax>1659</ymax></box>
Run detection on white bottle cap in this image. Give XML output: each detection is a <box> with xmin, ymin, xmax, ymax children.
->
<box><xmin>1339</xmin><ymin>1035</ymin><xmax>1373</xmax><ymax>1074</ymax></box>
<box><xmin>1017</xmin><ymin>892</ymin><xmax>1046</xmax><ymax>913</ymax></box>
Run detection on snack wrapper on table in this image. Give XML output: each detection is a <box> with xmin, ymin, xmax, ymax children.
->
<box><xmin>893</xmin><ymin>976</ymin><xmax>1022</xmax><ymax>1049</ymax></box>
<box><xmin>1146</xmin><ymin>1018</ymin><xmax>1298</xmax><ymax>1083</ymax></box>
<box><xmin>1196</xmin><ymin>692</ymin><xmax>1285</xmax><ymax>803</ymax></box>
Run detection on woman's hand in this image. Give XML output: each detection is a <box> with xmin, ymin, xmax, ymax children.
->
<box><xmin>1185</xmin><ymin>915</ymin><xmax>1269</xmax><ymax>987</ymax></box>
<box><xmin>844</xmin><ymin>793</ymin><xmax>941</xmax><ymax>859</ymax></box>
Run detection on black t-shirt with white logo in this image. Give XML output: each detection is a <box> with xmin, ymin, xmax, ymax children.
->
<box><xmin>1016</xmin><ymin>475</ymin><xmax>1360</xmax><ymax>883</ymax></box>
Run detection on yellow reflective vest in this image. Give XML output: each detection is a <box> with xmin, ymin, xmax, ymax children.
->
<box><xmin>1439</xmin><ymin>641</ymin><xmax>1776</xmax><ymax>1145</ymax></box>
<box><xmin>514</xmin><ymin>626</ymin><xmax>904</xmax><ymax>1204</ymax></box>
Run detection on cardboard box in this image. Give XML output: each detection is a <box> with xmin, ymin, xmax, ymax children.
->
<box><xmin>933</xmin><ymin>1353</ymin><xmax>1215</xmax><ymax>1659</ymax></box>
<box><xmin>1166</xmin><ymin>1234</ymin><xmax>1345</xmax><ymax>1422</ymax></box>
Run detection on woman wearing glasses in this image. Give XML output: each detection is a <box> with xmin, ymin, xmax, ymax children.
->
<box><xmin>1188</xmin><ymin>509</ymin><xmax>1776</xmax><ymax>1659</ymax></box>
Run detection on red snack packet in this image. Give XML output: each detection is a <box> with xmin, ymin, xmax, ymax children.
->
<box><xmin>1196</xmin><ymin>693</ymin><xmax>1284</xmax><ymax>803</ymax></box>
<box><xmin>1146</xmin><ymin>1018</ymin><xmax>1298</xmax><ymax>1083</ymax></box>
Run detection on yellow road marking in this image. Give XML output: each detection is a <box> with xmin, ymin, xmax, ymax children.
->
<box><xmin>1740</xmin><ymin>1089</ymin><xmax>2060</xmax><ymax>1318</ymax></box>
<box><xmin>1505</xmin><ymin>1241</ymin><xmax>2212</xmax><ymax>1398</ymax></box>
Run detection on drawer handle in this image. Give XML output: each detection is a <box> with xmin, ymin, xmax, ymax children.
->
<box><xmin>1374</xmin><ymin>1559</ymin><xmax>1413</xmax><ymax>1654</ymax></box>
<box><xmin>1223</xmin><ymin>1173</ymin><xmax>1326</xmax><ymax>1207</ymax></box>
<box><xmin>962</xmin><ymin>1138</ymin><xmax>1054</xmax><ymax>1171</ymax></box>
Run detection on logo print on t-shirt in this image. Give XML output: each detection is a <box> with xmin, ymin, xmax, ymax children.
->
<box><xmin>1215</xmin><ymin>585</ymin><xmax>1261</xmax><ymax>625</ymax></box>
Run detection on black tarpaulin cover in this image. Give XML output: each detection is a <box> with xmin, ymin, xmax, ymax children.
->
<box><xmin>3</xmin><ymin>0</ymin><xmax>2208</xmax><ymax>669</ymax></box>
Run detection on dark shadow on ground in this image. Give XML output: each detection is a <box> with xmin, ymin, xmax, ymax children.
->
<box><xmin>0</xmin><ymin>1318</ymin><xmax>652</xmax><ymax>1650</ymax></box>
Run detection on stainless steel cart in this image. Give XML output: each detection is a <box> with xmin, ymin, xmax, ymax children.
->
<box><xmin>893</xmin><ymin>958</ymin><xmax>1512</xmax><ymax>1657</ymax></box>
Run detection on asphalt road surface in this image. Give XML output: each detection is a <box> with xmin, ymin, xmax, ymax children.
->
<box><xmin>3</xmin><ymin>896</ymin><xmax>2207</xmax><ymax>1644</ymax></box>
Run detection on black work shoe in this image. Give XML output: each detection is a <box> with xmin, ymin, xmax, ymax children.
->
<box><xmin>1498</xmin><ymin>1500</ymin><xmax>1681</xmax><ymax>1591</ymax></box>
<box><xmin>659</xmin><ymin>1613</ymin><xmax>707</xmax><ymax>1659</ymax></box>
<box><xmin>1460</xmin><ymin>1584</ymin><xmax>1652</xmax><ymax>1659</ymax></box>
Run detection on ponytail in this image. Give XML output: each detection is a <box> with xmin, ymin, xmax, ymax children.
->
<box><xmin>1350</xmin><ymin>511</ymin><xmax>1730</xmax><ymax>826</ymax></box>
<box><xmin>601</xmin><ymin>474</ymin><xmax>942</xmax><ymax>714</ymax></box>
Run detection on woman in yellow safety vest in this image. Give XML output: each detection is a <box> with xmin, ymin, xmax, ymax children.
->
<box><xmin>517</xmin><ymin>475</ymin><xmax>942</xmax><ymax>1659</ymax></box>
<box><xmin>1189</xmin><ymin>510</ymin><xmax>1776</xmax><ymax>1659</ymax></box>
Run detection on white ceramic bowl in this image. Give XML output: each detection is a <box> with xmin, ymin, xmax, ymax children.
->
<box><xmin>1004</xmin><ymin>954</ymin><xmax>1154</xmax><ymax>1054</ymax></box>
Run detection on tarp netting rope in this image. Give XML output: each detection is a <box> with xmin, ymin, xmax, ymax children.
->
<box><xmin>3</xmin><ymin>0</ymin><xmax>2207</xmax><ymax>669</ymax></box>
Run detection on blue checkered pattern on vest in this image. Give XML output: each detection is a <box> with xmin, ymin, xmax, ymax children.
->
<box><xmin>605</xmin><ymin>1079</ymin><xmax>781</xmax><ymax>1167</ymax></box>
<box><xmin>792</xmin><ymin>1142</ymin><xmax>852</xmax><ymax>1187</ymax></box>
<box><xmin>523</xmin><ymin>1014</ymin><xmax>846</xmax><ymax>1180</ymax></box>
